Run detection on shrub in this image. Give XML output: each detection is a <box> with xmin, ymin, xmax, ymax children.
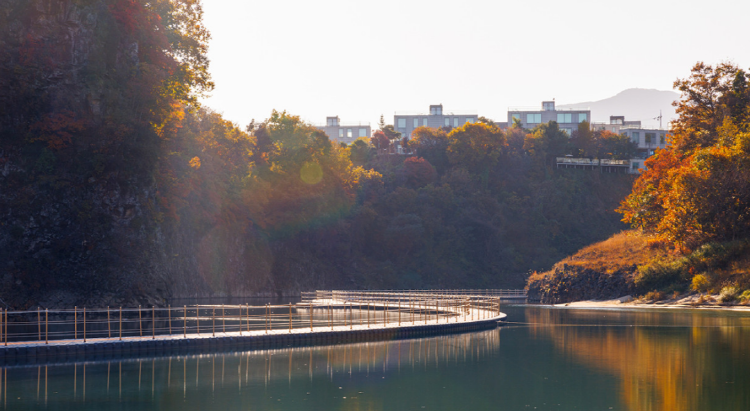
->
<box><xmin>738</xmin><ymin>290</ymin><xmax>750</xmax><ymax>304</ymax></box>
<box><xmin>719</xmin><ymin>286</ymin><xmax>740</xmax><ymax>303</ymax></box>
<box><xmin>691</xmin><ymin>274</ymin><xmax>710</xmax><ymax>292</ymax></box>
<box><xmin>643</xmin><ymin>290</ymin><xmax>666</xmax><ymax>301</ymax></box>
<box><xmin>634</xmin><ymin>258</ymin><xmax>686</xmax><ymax>292</ymax></box>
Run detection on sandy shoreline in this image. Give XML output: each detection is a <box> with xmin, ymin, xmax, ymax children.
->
<box><xmin>548</xmin><ymin>296</ymin><xmax>750</xmax><ymax>312</ymax></box>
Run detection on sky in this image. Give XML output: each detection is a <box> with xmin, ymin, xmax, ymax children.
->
<box><xmin>199</xmin><ymin>0</ymin><xmax>750</xmax><ymax>130</ymax></box>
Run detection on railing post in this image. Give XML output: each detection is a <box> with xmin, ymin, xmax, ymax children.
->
<box><xmin>222</xmin><ymin>304</ymin><xmax>225</xmax><ymax>334</ymax></box>
<box><xmin>38</xmin><ymin>307</ymin><xmax>41</xmax><ymax>341</ymax></box>
<box><xmin>152</xmin><ymin>306</ymin><xmax>155</xmax><ymax>340</ymax></box>
<box><xmin>288</xmin><ymin>302</ymin><xmax>292</xmax><ymax>333</ymax></box>
<box><xmin>196</xmin><ymin>305</ymin><xmax>200</xmax><ymax>335</ymax></box>
<box><xmin>310</xmin><ymin>303</ymin><xmax>313</xmax><ymax>331</ymax></box>
<box><xmin>74</xmin><ymin>306</ymin><xmax>77</xmax><ymax>340</ymax></box>
<box><xmin>138</xmin><ymin>305</ymin><xmax>142</xmax><ymax>337</ymax></box>
<box><xmin>168</xmin><ymin>305</ymin><xmax>172</xmax><ymax>335</ymax></box>
<box><xmin>119</xmin><ymin>307</ymin><xmax>122</xmax><ymax>341</ymax></box>
<box><xmin>183</xmin><ymin>305</ymin><xmax>187</xmax><ymax>338</ymax></box>
<box><xmin>45</xmin><ymin>309</ymin><xmax>48</xmax><ymax>345</ymax></box>
<box><xmin>398</xmin><ymin>298</ymin><xmax>401</xmax><ymax>326</ymax></box>
<box><xmin>107</xmin><ymin>306</ymin><xmax>111</xmax><ymax>338</ymax></box>
<box><xmin>350</xmin><ymin>303</ymin><xmax>352</xmax><ymax>330</ymax></box>
<box><xmin>212</xmin><ymin>307</ymin><xmax>215</xmax><ymax>337</ymax></box>
<box><xmin>83</xmin><ymin>307</ymin><xmax>86</xmax><ymax>342</ymax></box>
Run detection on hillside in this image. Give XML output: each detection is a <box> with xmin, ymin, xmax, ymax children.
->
<box><xmin>527</xmin><ymin>230</ymin><xmax>750</xmax><ymax>304</ymax></box>
<box><xmin>558</xmin><ymin>88</ymin><xmax>678</xmax><ymax>128</ymax></box>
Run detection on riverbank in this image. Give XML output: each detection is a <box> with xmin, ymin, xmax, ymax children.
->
<box><xmin>551</xmin><ymin>294</ymin><xmax>750</xmax><ymax>311</ymax></box>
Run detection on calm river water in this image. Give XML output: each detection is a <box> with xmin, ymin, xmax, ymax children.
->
<box><xmin>4</xmin><ymin>305</ymin><xmax>750</xmax><ymax>411</ymax></box>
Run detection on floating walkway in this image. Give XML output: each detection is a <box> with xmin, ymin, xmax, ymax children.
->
<box><xmin>0</xmin><ymin>290</ymin><xmax>521</xmax><ymax>365</ymax></box>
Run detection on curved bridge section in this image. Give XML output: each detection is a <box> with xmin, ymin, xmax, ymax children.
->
<box><xmin>0</xmin><ymin>289</ymin><xmax>524</xmax><ymax>365</ymax></box>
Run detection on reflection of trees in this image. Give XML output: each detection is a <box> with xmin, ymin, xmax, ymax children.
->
<box><xmin>526</xmin><ymin>308</ymin><xmax>750</xmax><ymax>411</ymax></box>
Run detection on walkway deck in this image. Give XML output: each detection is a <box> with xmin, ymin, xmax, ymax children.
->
<box><xmin>0</xmin><ymin>296</ymin><xmax>507</xmax><ymax>366</ymax></box>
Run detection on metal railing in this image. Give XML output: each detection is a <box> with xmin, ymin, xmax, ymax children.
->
<box><xmin>556</xmin><ymin>157</ymin><xmax>599</xmax><ymax>165</ymax></box>
<box><xmin>0</xmin><ymin>290</ymin><xmax>523</xmax><ymax>346</ymax></box>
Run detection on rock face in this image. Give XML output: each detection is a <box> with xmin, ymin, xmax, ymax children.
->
<box><xmin>526</xmin><ymin>264</ymin><xmax>635</xmax><ymax>304</ymax></box>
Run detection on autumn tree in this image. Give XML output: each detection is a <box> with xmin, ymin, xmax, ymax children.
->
<box><xmin>409</xmin><ymin>126</ymin><xmax>450</xmax><ymax>173</ymax></box>
<box><xmin>400</xmin><ymin>157</ymin><xmax>437</xmax><ymax>188</ymax></box>
<box><xmin>447</xmin><ymin>122</ymin><xmax>507</xmax><ymax>187</ymax></box>
<box><xmin>371</xmin><ymin>130</ymin><xmax>390</xmax><ymax>150</ymax></box>
<box><xmin>596</xmin><ymin>130</ymin><xmax>637</xmax><ymax>160</ymax></box>
<box><xmin>670</xmin><ymin>62</ymin><xmax>742</xmax><ymax>151</ymax></box>
<box><xmin>619</xmin><ymin>62</ymin><xmax>750</xmax><ymax>250</ymax></box>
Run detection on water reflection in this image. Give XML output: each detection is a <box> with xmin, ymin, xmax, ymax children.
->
<box><xmin>1</xmin><ymin>330</ymin><xmax>500</xmax><ymax>410</ymax></box>
<box><xmin>526</xmin><ymin>308</ymin><xmax>750</xmax><ymax>411</ymax></box>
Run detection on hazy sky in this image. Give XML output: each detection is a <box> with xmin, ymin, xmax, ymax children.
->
<box><xmin>200</xmin><ymin>0</ymin><xmax>750</xmax><ymax>129</ymax></box>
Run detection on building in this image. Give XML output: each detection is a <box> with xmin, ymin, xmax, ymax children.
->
<box><xmin>393</xmin><ymin>105</ymin><xmax>478</xmax><ymax>138</ymax></box>
<box><xmin>621</xmin><ymin>127</ymin><xmax>668</xmax><ymax>159</ymax></box>
<box><xmin>507</xmin><ymin>100</ymin><xmax>590</xmax><ymax>136</ymax></box>
<box><xmin>592</xmin><ymin>116</ymin><xmax>642</xmax><ymax>134</ymax></box>
<box><xmin>316</xmin><ymin>116</ymin><xmax>371</xmax><ymax>144</ymax></box>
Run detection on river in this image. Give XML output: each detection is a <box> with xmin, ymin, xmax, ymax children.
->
<box><xmin>3</xmin><ymin>305</ymin><xmax>749</xmax><ymax>410</ymax></box>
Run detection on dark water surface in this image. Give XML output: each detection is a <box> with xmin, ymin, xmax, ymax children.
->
<box><xmin>4</xmin><ymin>305</ymin><xmax>750</xmax><ymax>410</ymax></box>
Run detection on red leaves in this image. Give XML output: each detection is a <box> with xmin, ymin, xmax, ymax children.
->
<box><xmin>29</xmin><ymin>110</ymin><xmax>87</xmax><ymax>150</ymax></box>
<box><xmin>109</xmin><ymin>0</ymin><xmax>146</xmax><ymax>36</ymax></box>
<box><xmin>402</xmin><ymin>157</ymin><xmax>436</xmax><ymax>188</ymax></box>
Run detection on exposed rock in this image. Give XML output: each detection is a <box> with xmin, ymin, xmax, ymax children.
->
<box><xmin>527</xmin><ymin>265</ymin><xmax>636</xmax><ymax>304</ymax></box>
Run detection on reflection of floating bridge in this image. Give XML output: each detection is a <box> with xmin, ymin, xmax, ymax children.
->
<box><xmin>0</xmin><ymin>329</ymin><xmax>502</xmax><ymax>407</ymax></box>
<box><xmin>0</xmin><ymin>289</ymin><xmax>523</xmax><ymax>365</ymax></box>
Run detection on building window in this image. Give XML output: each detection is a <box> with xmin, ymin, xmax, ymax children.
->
<box><xmin>423</xmin><ymin>118</ymin><xmax>427</xmax><ymax>126</ymax></box>
<box><xmin>579</xmin><ymin>113</ymin><xmax>587</xmax><ymax>123</ymax></box>
<box><xmin>467</xmin><ymin>118</ymin><xmax>474</xmax><ymax>124</ymax></box>
<box><xmin>562</xmin><ymin>128</ymin><xmax>572</xmax><ymax>136</ymax></box>
<box><xmin>445</xmin><ymin>118</ymin><xmax>450</xmax><ymax>127</ymax></box>
<box><xmin>347</xmin><ymin>129</ymin><xmax>352</xmax><ymax>138</ymax></box>
<box><xmin>511</xmin><ymin>114</ymin><xmax>520</xmax><ymax>123</ymax></box>
<box><xmin>398</xmin><ymin>118</ymin><xmax>406</xmax><ymax>128</ymax></box>
<box><xmin>413</xmin><ymin>118</ymin><xmax>419</xmax><ymax>128</ymax></box>
<box><xmin>543</xmin><ymin>102</ymin><xmax>555</xmax><ymax>111</ymax></box>
<box><xmin>359</xmin><ymin>128</ymin><xmax>367</xmax><ymax>137</ymax></box>
<box><xmin>557</xmin><ymin>113</ymin><xmax>572</xmax><ymax>123</ymax></box>
<box><xmin>526</xmin><ymin>113</ymin><xmax>541</xmax><ymax>124</ymax></box>
<box><xmin>632</xmin><ymin>132</ymin><xmax>640</xmax><ymax>143</ymax></box>
<box><xmin>632</xmin><ymin>162</ymin><xmax>640</xmax><ymax>170</ymax></box>
<box><xmin>660</xmin><ymin>134</ymin><xmax>666</xmax><ymax>144</ymax></box>
<box><xmin>645</xmin><ymin>132</ymin><xmax>655</xmax><ymax>144</ymax></box>
<box><xmin>453</xmin><ymin>117</ymin><xmax>459</xmax><ymax>127</ymax></box>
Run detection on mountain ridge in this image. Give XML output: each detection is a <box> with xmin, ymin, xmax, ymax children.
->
<box><xmin>558</xmin><ymin>88</ymin><xmax>679</xmax><ymax>129</ymax></box>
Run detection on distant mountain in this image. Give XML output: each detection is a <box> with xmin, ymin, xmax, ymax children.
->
<box><xmin>558</xmin><ymin>88</ymin><xmax>679</xmax><ymax>129</ymax></box>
